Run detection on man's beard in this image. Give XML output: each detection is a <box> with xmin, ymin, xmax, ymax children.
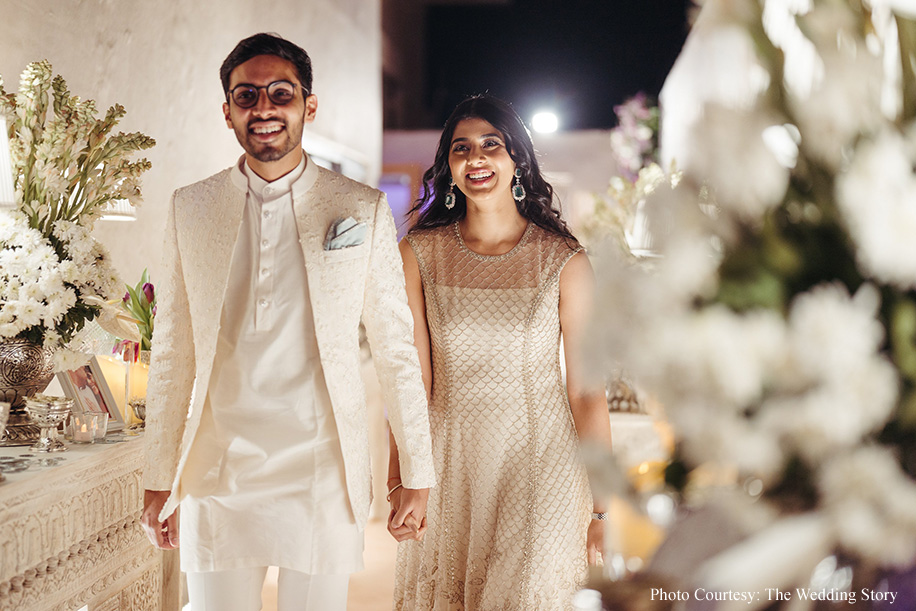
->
<box><xmin>237</xmin><ymin>117</ymin><xmax>302</xmax><ymax>162</ymax></box>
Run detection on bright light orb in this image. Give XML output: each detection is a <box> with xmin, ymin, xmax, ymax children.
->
<box><xmin>531</xmin><ymin>111</ymin><xmax>558</xmax><ymax>133</ymax></box>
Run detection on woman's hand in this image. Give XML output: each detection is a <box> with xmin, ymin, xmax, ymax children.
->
<box><xmin>587</xmin><ymin>519</ymin><xmax>604</xmax><ymax>565</ymax></box>
<box><xmin>387</xmin><ymin>486</ymin><xmax>429</xmax><ymax>542</ymax></box>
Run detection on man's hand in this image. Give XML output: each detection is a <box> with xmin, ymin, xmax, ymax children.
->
<box><xmin>141</xmin><ymin>489</ymin><xmax>179</xmax><ymax>549</ymax></box>
<box><xmin>387</xmin><ymin>486</ymin><xmax>429</xmax><ymax>542</ymax></box>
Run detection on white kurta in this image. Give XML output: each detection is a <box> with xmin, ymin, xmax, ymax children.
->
<box><xmin>179</xmin><ymin>155</ymin><xmax>364</xmax><ymax>575</ymax></box>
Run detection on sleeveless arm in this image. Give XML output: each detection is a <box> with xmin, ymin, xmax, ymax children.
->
<box><xmin>559</xmin><ymin>250</ymin><xmax>612</xmax><ymax>564</ymax></box>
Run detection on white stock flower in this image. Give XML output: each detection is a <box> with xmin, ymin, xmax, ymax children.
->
<box><xmin>685</xmin><ymin>103</ymin><xmax>789</xmax><ymax>220</ymax></box>
<box><xmin>118</xmin><ymin>176</ymin><xmax>143</xmax><ymax>206</ymax></box>
<box><xmin>837</xmin><ymin>125</ymin><xmax>916</xmax><ymax>289</ymax></box>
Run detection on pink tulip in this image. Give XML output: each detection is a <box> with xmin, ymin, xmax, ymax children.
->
<box><xmin>113</xmin><ymin>339</ymin><xmax>140</xmax><ymax>362</ymax></box>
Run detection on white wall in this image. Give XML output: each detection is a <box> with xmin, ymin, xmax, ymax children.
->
<box><xmin>0</xmin><ymin>0</ymin><xmax>382</xmax><ymax>284</ymax></box>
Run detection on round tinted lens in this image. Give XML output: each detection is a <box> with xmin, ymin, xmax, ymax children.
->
<box><xmin>232</xmin><ymin>86</ymin><xmax>259</xmax><ymax>108</ymax></box>
<box><xmin>267</xmin><ymin>82</ymin><xmax>296</xmax><ymax>105</ymax></box>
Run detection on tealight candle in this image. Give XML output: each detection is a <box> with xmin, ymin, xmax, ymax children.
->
<box><xmin>70</xmin><ymin>413</ymin><xmax>99</xmax><ymax>444</ymax></box>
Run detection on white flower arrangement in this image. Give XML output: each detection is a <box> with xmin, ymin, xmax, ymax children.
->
<box><xmin>0</xmin><ymin>61</ymin><xmax>154</xmax><ymax>370</ymax></box>
<box><xmin>586</xmin><ymin>0</ymin><xmax>916</xmax><ymax>585</ymax></box>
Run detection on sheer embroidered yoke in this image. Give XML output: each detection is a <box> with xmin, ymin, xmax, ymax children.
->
<box><xmin>394</xmin><ymin>222</ymin><xmax>591</xmax><ymax>611</ymax></box>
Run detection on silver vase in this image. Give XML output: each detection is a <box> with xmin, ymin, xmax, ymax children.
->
<box><xmin>0</xmin><ymin>337</ymin><xmax>55</xmax><ymax>445</ymax></box>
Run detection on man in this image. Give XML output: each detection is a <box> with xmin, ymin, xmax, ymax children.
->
<box><xmin>140</xmin><ymin>33</ymin><xmax>434</xmax><ymax>611</ymax></box>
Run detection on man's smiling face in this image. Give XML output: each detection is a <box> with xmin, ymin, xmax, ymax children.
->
<box><xmin>222</xmin><ymin>54</ymin><xmax>316</xmax><ymax>170</ymax></box>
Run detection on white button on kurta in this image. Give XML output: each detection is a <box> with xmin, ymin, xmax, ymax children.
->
<box><xmin>179</xmin><ymin>155</ymin><xmax>364</xmax><ymax>575</ymax></box>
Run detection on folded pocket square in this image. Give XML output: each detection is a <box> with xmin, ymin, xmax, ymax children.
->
<box><xmin>324</xmin><ymin>216</ymin><xmax>368</xmax><ymax>250</ymax></box>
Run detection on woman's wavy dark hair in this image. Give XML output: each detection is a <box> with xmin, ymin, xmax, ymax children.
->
<box><xmin>409</xmin><ymin>94</ymin><xmax>576</xmax><ymax>242</ymax></box>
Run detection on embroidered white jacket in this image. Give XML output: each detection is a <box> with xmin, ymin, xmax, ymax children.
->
<box><xmin>143</xmin><ymin>158</ymin><xmax>435</xmax><ymax>526</ymax></box>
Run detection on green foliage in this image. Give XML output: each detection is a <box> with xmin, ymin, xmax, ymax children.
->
<box><xmin>119</xmin><ymin>269</ymin><xmax>155</xmax><ymax>352</ymax></box>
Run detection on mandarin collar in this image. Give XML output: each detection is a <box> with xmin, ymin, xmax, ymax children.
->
<box><xmin>229</xmin><ymin>151</ymin><xmax>318</xmax><ymax>200</ymax></box>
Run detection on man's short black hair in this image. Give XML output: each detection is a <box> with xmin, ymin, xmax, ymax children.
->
<box><xmin>220</xmin><ymin>33</ymin><xmax>313</xmax><ymax>95</ymax></box>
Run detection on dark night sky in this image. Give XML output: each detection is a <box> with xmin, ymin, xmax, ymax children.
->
<box><xmin>424</xmin><ymin>0</ymin><xmax>691</xmax><ymax>129</ymax></box>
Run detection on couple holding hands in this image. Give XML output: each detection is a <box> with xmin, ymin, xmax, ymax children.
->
<box><xmin>141</xmin><ymin>32</ymin><xmax>611</xmax><ymax>611</ymax></box>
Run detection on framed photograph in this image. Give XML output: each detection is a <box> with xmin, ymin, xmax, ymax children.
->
<box><xmin>57</xmin><ymin>356</ymin><xmax>124</xmax><ymax>431</ymax></box>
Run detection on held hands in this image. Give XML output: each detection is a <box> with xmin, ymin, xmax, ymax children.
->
<box><xmin>387</xmin><ymin>484</ymin><xmax>429</xmax><ymax>543</ymax></box>
<box><xmin>141</xmin><ymin>489</ymin><xmax>180</xmax><ymax>550</ymax></box>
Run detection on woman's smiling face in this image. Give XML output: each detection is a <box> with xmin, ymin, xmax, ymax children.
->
<box><xmin>448</xmin><ymin>117</ymin><xmax>517</xmax><ymax>206</ymax></box>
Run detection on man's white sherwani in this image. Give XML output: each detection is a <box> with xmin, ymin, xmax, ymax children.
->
<box><xmin>143</xmin><ymin>153</ymin><xmax>435</xmax><ymax>571</ymax></box>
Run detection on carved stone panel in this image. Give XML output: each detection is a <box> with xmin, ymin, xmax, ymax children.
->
<box><xmin>0</xmin><ymin>438</ymin><xmax>176</xmax><ymax>611</ymax></box>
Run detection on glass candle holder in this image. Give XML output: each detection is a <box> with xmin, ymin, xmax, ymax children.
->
<box><xmin>94</xmin><ymin>412</ymin><xmax>109</xmax><ymax>440</ymax></box>
<box><xmin>69</xmin><ymin>412</ymin><xmax>99</xmax><ymax>444</ymax></box>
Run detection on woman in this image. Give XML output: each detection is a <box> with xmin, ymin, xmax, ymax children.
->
<box><xmin>387</xmin><ymin>95</ymin><xmax>612</xmax><ymax>610</ymax></box>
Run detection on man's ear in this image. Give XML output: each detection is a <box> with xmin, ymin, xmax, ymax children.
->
<box><xmin>223</xmin><ymin>102</ymin><xmax>233</xmax><ymax>129</ymax></box>
<box><xmin>304</xmin><ymin>94</ymin><xmax>318</xmax><ymax>124</ymax></box>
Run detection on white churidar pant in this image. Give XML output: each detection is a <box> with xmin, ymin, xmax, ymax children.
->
<box><xmin>186</xmin><ymin>567</ymin><xmax>350</xmax><ymax>611</ymax></box>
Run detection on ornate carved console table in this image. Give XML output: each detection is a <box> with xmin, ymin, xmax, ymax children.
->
<box><xmin>0</xmin><ymin>436</ymin><xmax>179</xmax><ymax>611</ymax></box>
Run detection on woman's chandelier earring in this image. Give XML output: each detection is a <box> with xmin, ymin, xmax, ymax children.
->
<box><xmin>444</xmin><ymin>178</ymin><xmax>456</xmax><ymax>209</ymax></box>
<box><xmin>512</xmin><ymin>168</ymin><xmax>526</xmax><ymax>202</ymax></box>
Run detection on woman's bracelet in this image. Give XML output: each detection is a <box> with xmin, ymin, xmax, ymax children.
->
<box><xmin>591</xmin><ymin>512</ymin><xmax>608</xmax><ymax>521</ymax></box>
<box><xmin>386</xmin><ymin>483</ymin><xmax>404</xmax><ymax>502</ymax></box>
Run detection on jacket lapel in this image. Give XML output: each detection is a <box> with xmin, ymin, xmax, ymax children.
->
<box><xmin>177</xmin><ymin>168</ymin><xmax>247</xmax><ymax>397</ymax></box>
<box><xmin>292</xmin><ymin>160</ymin><xmax>332</xmax><ymax>304</ymax></box>
<box><xmin>202</xmin><ymin>171</ymin><xmax>248</xmax><ymax>320</ymax></box>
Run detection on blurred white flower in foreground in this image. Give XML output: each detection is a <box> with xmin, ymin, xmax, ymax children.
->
<box><xmin>837</xmin><ymin>124</ymin><xmax>916</xmax><ymax>289</ymax></box>
<box><xmin>685</xmin><ymin>104</ymin><xmax>789</xmax><ymax>220</ymax></box>
<box><xmin>820</xmin><ymin>446</ymin><xmax>916</xmax><ymax>565</ymax></box>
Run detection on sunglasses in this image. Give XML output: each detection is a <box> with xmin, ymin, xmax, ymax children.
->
<box><xmin>227</xmin><ymin>80</ymin><xmax>309</xmax><ymax>109</ymax></box>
